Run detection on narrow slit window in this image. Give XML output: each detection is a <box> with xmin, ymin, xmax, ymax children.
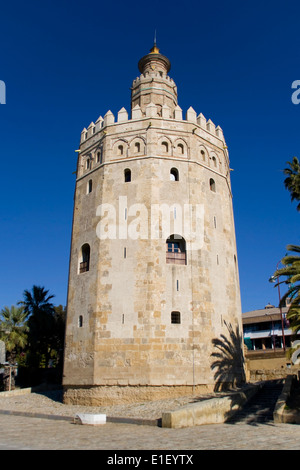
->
<box><xmin>97</xmin><ymin>149</ymin><xmax>103</xmax><ymax>164</ymax></box>
<box><xmin>210</xmin><ymin>178</ymin><xmax>216</xmax><ymax>192</ymax></box>
<box><xmin>87</xmin><ymin>179</ymin><xmax>92</xmax><ymax>194</ymax></box>
<box><xmin>78</xmin><ymin>315</ymin><xmax>83</xmax><ymax>327</ymax></box>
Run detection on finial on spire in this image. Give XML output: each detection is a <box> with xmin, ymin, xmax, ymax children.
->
<box><xmin>150</xmin><ymin>30</ymin><xmax>159</xmax><ymax>53</ymax></box>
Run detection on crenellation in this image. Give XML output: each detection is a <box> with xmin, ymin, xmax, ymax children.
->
<box><xmin>95</xmin><ymin>116</ymin><xmax>104</xmax><ymax>133</ymax></box>
<box><xmin>197</xmin><ymin>113</ymin><xmax>206</xmax><ymax>128</ymax></box>
<box><xmin>162</xmin><ymin>104</ymin><xmax>170</xmax><ymax>119</ymax></box>
<box><xmin>186</xmin><ymin>106</ymin><xmax>197</xmax><ymax>123</ymax></box>
<box><xmin>174</xmin><ymin>105</ymin><xmax>182</xmax><ymax>120</ymax></box>
<box><xmin>87</xmin><ymin>122</ymin><xmax>95</xmax><ymax>138</ymax></box>
<box><xmin>117</xmin><ymin>107</ymin><xmax>128</xmax><ymax>122</ymax></box>
<box><xmin>80</xmin><ymin>127</ymin><xmax>87</xmax><ymax>143</ymax></box>
<box><xmin>104</xmin><ymin>110</ymin><xmax>115</xmax><ymax>126</ymax></box>
<box><xmin>131</xmin><ymin>104</ymin><xmax>142</xmax><ymax>120</ymax></box>
<box><xmin>145</xmin><ymin>102</ymin><xmax>158</xmax><ymax>118</ymax></box>
<box><xmin>206</xmin><ymin>119</ymin><xmax>216</xmax><ymax>134</ymax></box>
<box><xmin>215</xmin><ymin>125</ymin><xmax>224</xmax><ymax>140</ymax></box>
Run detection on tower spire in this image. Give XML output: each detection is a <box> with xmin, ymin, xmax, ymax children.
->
<box><xmin>150</xmin><ymin>30</ymin><xmax>159</xmax><ymax>54</ymax></box>
<box><xmin>133</xmin><ymin>42</ymin><xmax>175</xmax><ymax>112</ymax></box>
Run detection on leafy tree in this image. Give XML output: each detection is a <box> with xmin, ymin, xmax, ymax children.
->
<box><xmin>0</xmin><ymin>305</ymin><xmax>28</xmax><ymax>363</ymax></box>
<box><xmin>283</xmin><ymin>156</ymin><xmax>300</xmax><ymax>212</ymax></box>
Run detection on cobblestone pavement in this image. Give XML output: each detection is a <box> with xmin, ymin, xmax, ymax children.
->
<box><xmin>0</xmin><ymin>387</ymin><xmax>300</xmax><ymax>450</ymax></box>
<box><xmin>0</xmin><ymin>388</ymin><xmax>201</xmax><ymax>421</ymax></box>
<box><xmin>0</xmin><ymin>413</ymin><xmax>300</xmax><ymax>450</ymax></box>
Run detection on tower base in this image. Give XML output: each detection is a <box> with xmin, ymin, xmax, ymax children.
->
<box><xmin>62</xmin><ymin>384</ymin><xmax>216</xmax><ymax>406</ymax></box>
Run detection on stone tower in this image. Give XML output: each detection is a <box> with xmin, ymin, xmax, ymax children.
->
<box><xmin>63</xmin><ymin>43</ymin><xmax>244</xmax><ymax>405</ymax></box>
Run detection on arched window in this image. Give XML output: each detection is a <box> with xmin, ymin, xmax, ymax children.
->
<box><xmin>212</xmin><ymin>156</ymin><xmax>217</xmax><ymax>167</ymax></box>
<box><xmin>86</xmin><ymin>158</ymin><xmax>91</xmax><ymax>170</ymax></box>
<box><xmin>118</xmin><ymin>144</ymin><xmax>124</xmax><ymax>156</ymax></box>
<box><xmin>170</xmin><ymin>168</ymin><xmax>179</xmax><ymax>181</ymax></box>
<box><xmin>210</xmin><ymin>178</ymin><xmax>216</xmax><ymax>192</ymax></box>
<box><xmin>134</xmin><ymin>142</ymin><xmax>140</xmax><ymax>153</ymax></box>
<box><xmin>87</xmin><ymin>179</ymin><xmax>92</xmax><ymax>194</ymax></box>
<box><xmin>124</xmin><ymin>168</ymin><xmax>131</xmax><ymax>182</ymax></box>
<box><xmin>171</xmin><ymin>311</ymin><xmax>181</xmax><ymax>324</ymax></box>
<box><xmin>200</xmin><ymin>149</ymin><xmax>206</xmax><ymax>161</ymax></box>
<box><xmin>79</xmin><ymin>244</ymin><xmax>90</xmax><ymax>273</ymax></box>
<box><xmin>166</xmin><ymin>235</ymin><xmax>186</xmax><ymax>265</ymax></box>
<box><xmin>177</xmin><ymin>143</ymin><xmax>184</xmax><ymax>154</ymax></box>
<box><xmin>97</xmin><ymin>148</ymin><xmax>103</xmax><ymax>164</ymax></box>
<box><xmin>156</xmin><ymin>104</ymin><xmax>162</xmax><ymax>117</ymax></box>
<box><xmin>162</xmin><ymin>141</ymin><xmax>169</xmax><ymax>153</ymax></box>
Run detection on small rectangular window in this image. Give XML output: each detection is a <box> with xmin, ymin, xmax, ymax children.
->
<box><xmin>171</xmin><ymin>311</ymin><xmax>181</xmax><ymax>324</ymax></box>
<box><xmin>124</xmin><ymin>247</ymin><xmax>127</xmax><ymax>258</ymax></box>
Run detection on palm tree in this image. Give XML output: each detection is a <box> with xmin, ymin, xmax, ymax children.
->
<box><xmin>18</xmin><ymin>286</ymin><xmax>55</xmax><ymax>367</ymax></box>
<box><xmin>19</xmin><ymin>285</ymin><xmax>55</xmax><ymax>318</ymax></box>
<box><xmin>0</xmin><ymin>305</ymin><xmax>28</xmax><ymax>363</ymax></box>
<box><xmin>283</xmin><ymin>157</ymin><xmax>300</xmax><ymax>211</ymax></box>
<box><xmin>272</xmin><ymin>245</ymin><xmax>300</xmax><ymax>333</ymax></box>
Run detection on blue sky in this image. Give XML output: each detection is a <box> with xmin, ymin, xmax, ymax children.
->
<box><xmin>0</xmin><ymin>0</ymin><xmax>299</xmax><ymax>313</ymax></box>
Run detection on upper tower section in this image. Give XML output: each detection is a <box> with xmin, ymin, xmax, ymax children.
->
<box><xmin>131</xmin><ymin>42</ymin><xmax>178</xmax><ymax>117</ymax></box>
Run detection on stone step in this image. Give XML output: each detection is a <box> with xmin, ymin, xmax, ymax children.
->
<box><xmin>227</xmin><ymin>380</ymin><xmax>284</xmax><ymax>424</ymax></box>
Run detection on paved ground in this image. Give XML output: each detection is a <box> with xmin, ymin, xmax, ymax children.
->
<box><xmin>0</xmin><ymin>413</ymin><xmax>300</xmax><ymax>450</ymax></box>
<box><xmin>0</xmin><ymin>381</ymin><xmax>299</xmax><ymax>451</ymax></box>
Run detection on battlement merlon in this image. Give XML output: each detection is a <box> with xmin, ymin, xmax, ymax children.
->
<box><xmin>79</xmin><ymin>104</ymin><xmax>227</xmax><ymax>150</ymax></box>
<box><xmin>132</xmin><ymin>73</ymin><xmax>176</xmax><ymax>86</ymax></box>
